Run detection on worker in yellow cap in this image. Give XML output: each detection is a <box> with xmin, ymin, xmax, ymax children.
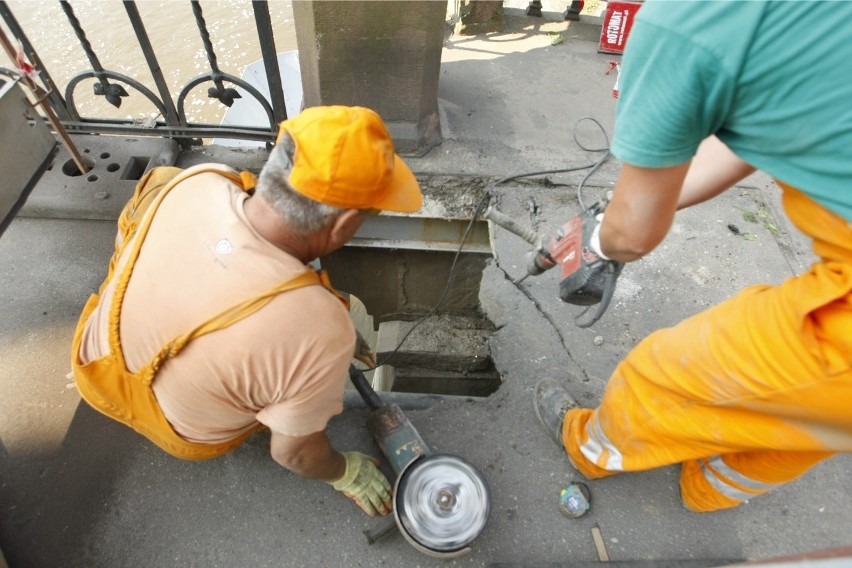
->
<box><xmin>71</xmin><ymin>106</ymin><xmax>422</xmax><ymax>517</ymax></box>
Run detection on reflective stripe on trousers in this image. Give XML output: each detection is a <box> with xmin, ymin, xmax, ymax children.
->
<box><xmin>579</xmin><ymin>412</ymin><xmax>624</xmax><ymax>472</ymax></box>
<box><xmin>561</xmin><ymin>183</ymin><xmax>852</xmax><ymax>512</ymax></box>
<box><xmin>699</xmin><ymin>456</ymin><xmax>780</xmax><ymax>502</ymax></box>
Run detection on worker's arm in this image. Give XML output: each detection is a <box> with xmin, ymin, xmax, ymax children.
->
<box><xmin>599</xmin><ymin>161</ymin><xmax>690</xmax><ymax>262</ymax></box>
<box><xmin>600</xmin><ymin>136</ymin><xmax>756</xmax><ymax>263</ymax></box>
<box><xmin>678</xmin><ymin>135</ymin><xmax>756</xmax><ymax>209</ymax></box>
<box><xmin>270</xmin><ymin>429</ymin><xmax>345</xmax><ymax>480</ymax></box>
<box><xmin>270</xmin><ymin>430</ymin><xmax>392</xmax><ymax>517</ymax></box>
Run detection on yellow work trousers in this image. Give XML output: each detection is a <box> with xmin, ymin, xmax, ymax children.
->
<box><xmin>562</xmin><ymin>183</ymin><xmax>852</xmax><ymax>512</ymax></box>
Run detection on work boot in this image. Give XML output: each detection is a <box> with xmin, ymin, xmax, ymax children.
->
<box><xmin>533</xmin><ymin>378</ymin><xmax>578</xmax><ymax>451</ymax></box>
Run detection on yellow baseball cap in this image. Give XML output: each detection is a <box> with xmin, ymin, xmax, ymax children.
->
<box><xmin>276</xmin><ymin>106</ymin><xmax>423</xmax><ymax>213</ymax></box>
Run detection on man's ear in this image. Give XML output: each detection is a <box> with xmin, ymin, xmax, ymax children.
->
<box><xmin>327</xmin><ymin>208</ymin><xmax>365</xmax><ymax>251</ymax></box>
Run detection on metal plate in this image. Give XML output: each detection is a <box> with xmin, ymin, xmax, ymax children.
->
<box><xmin>395</xmin><ymin>454</ymin><xmax>490</xmax><ymax>553</ymax></box>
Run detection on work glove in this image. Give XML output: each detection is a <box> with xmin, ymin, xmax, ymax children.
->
<box><xmin>328</xmin><ymin>451</ymin><xmax>393</xmax><ymax>517</ymax></box>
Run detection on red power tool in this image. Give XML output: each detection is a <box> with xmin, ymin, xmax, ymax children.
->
<box><xmin>483</xmin><ymin>199</ymin><xmax>623</xmax><ymax>327</ymax></box>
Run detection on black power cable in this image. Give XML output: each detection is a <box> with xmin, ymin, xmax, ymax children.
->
<box><xmin>370</xmin><ymin>117</ymin><xmax>613</xmax><ymax>370</ymax></box>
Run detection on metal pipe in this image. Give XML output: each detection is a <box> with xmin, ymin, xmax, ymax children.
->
<box><xmin>0</xmin><ymin>25</ymin><xmax>88</xmax><ymax>174</ymax></box>
<box><xmin>0</xmin><ymin>1</ymin><xmax>71</xmax><ymax>120</ymax></box>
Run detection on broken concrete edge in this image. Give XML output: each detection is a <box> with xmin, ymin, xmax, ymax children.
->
<box><xmin>343</xmin><ymin>389</ymin><xmax>484</xmax><ymax>411</ymax></box>
<box><xmin>14</xmin><ymin>135</ymin><xmax>615</xmax><ymax>226</ymax></box>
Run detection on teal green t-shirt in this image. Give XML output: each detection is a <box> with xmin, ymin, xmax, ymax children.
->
<box><xmin>611</xmin><ymin>0</ymin><xmax>852</xmax><ymax>221</ymax></box>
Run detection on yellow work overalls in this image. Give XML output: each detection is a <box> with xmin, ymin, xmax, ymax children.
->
<box><xmin>71</xmin><ymin>166</ymin><xmax>340</xmax><ymax>460</ymax></box>
<box><xmin>562</xmin><ymin>182</ymin><xmax>852</xmax><ymax>511</ymax></box>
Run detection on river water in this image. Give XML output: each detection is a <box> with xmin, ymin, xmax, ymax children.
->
<box><xmin>1</xmin><ymin>0</ymin><xmax>297</xmax><ymax>126</ymax></box>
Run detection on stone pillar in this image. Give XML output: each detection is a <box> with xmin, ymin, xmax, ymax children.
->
<box><xmin>293</xmin><ymin>1</ymin><xmax>447</xmax><ymax>155</ymax></box>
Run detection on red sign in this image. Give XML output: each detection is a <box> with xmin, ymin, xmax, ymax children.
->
<box><xmin>598</xmin><ymin>1</ymin><xmax>642</xmax><ymax>55</ymax></box>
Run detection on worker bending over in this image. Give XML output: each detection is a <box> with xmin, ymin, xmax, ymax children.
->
<box><xmin>71</xmin><ymin>106</ymin><xmax>422</xmax><ymax>517</ymax></box>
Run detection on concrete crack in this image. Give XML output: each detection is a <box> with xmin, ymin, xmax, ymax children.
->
<box><xmin>492</xmin><ymin>259</ymin><xmax>591</xmax><ymax>383</ymax></box>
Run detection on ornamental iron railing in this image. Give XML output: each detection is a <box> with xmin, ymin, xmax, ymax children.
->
<box><xmin>0</xmin><ymin>0</ymin><xmax>288</xmax><ymax>147</ymax></box>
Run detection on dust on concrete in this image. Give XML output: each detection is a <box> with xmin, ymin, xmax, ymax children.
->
<box><xmin>415</xmin><ymin>174</ymin><xmax>491</xmax><ymax>219</ymax></box>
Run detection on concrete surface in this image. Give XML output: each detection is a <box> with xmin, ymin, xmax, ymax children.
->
<box><xmin>18</xmin><ymin>135</ymin><xmax>179</xmax><ymax>221</ymax></box>
<box><xmin>2</xmin><ymin>10</ymin><xmax>850</xmax><ymax>568</ymax></box>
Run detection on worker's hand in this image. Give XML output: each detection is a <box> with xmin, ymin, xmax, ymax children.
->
<box><xmin>328</xmin><ymin>451</ymin><xmax>392</xmax><ymax>517</ymax></box>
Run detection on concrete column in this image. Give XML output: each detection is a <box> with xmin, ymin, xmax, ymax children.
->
<box><xmin>293</xmin><ymin>1</ymin><xmax>447</xmax><ymax>155</ymax></box>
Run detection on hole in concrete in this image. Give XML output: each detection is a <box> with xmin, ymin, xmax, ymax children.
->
<box><xmin>83</xmin><ymin>148</ymin><xmax>90</xmax><ymax>153</ymax></box>
<box><xmin>322</xmin><ymin>214</ymin><xmax>500</xmax><ymax>397</ymax></box>
<box><xmin>87</xmin><ymin>174</ymin><xmax>98</xmax><ymax>182</ymax></box>
<box><xmin>100</xmin><ymin>152</ymin><xmax>111</xmax><ymax>159</ymax></box>
<box><xmin>107</xmin><ymin>163</ymin><xmax>120</xmax><ymax>172</ymax></box>
<box><xmin>61</xmin><ymin>157</ymin><xmax>96</xmax><ymax>177</ymax></box>
<box><xmin>120</xmin><ymin>156</ymin><xmax>151</xmax><ymax>181</ymax></box>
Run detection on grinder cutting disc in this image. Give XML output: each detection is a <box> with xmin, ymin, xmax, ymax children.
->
<box><xmin>394</xmin><ymin>454</ymin><xmax>490</xmax><ymax>555</ymax></box>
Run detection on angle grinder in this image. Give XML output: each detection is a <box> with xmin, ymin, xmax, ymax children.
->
<box><xmin>349</xmin><ymin>366</ymin><xmax>491</xmax><ymax>558</ymax></box>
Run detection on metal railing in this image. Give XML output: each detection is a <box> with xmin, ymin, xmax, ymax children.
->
<box><xmin>0</xmin><ymin>0</ymin><xmax>287</xmax><ymax>147</ymax></box>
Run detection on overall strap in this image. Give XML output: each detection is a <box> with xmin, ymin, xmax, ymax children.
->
<box><xmin>146</xmin><ymin>269</ymin><xmax>325</xmax><ymax>381</ymax></box>
<box><xmin>107</xmin><ymin>166</ymin><xmax>249</xmax><ymax>364</ymax></box>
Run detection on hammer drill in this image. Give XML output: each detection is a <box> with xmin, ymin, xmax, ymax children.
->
<box><xmin>483</xmin><ymin>198</ymin><xmax>623</xmax><ymax>327</ymax></box>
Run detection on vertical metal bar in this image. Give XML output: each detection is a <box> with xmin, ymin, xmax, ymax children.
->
<box><xmin>123</xmin><ymin>1</ymin><xmax>181</xmax><ymax>126</ymax></box>
<box><xmin>59</xmin><ymin>0</ymin><xmax>105</xmax><ymax>82</ymax></box>
<box><xmin>191</xmin><ymin>0</ymin><xmax>222</xmax><ymax>83</ymax></box>
<box><xmin>0</xmin><ymin>1</ymin><xmax>71</xmax><ymax>120</ymax></box>
<box><xmin>59</xmin><ymin>0</ymin><xmax>128</xmax><ymax>108</ymax></box>
<box><xmin>252</xmin><ymin>0</ymin><xmax>287</xmax><ymax>123</ymax></box>
<box><xmin>191</xmin><ymin>0</ymin><xmax>240</xmax><ymax>107</ymax></box>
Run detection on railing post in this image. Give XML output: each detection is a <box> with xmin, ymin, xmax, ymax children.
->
<box><xmin>526</xmin><ymin>1</ymin><xmax>543</xmax><ymax>17</ymax></box>
<box><xmin>564</xmin><ymin>0</ymin><xmax>583</xmax><ymax>21</ymax></box>
<box><xmin>122</xmin><ymin>2</ymin><xmax>181</xmax><ymax>126</ymax></box>
<box><xmin>252</xmin><ymin>0</ymin><xmax>287</xmax><ymax>125</ymax></box>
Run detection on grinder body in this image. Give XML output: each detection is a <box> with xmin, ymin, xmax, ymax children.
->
<box><xmin>349</xmin><ymin>366</ymin><xmax>490</xmax><ymax>557</ymax></box>
<box><xmin>367</xmin><ymin>402</ymin><xmax>432</xmax><ymax>474</ymax></box>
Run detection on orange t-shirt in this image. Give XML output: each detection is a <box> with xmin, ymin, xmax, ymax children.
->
<box><xmin>78</xmin><ymin>168</ymin><xmax>355</xmax><ymax>442</ymax></box>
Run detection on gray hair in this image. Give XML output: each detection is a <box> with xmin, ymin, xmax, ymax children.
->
<box><xmin>255</xmin><ymin>132</ymin><xmax>343</xmax><ymax>233</ymax></box>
